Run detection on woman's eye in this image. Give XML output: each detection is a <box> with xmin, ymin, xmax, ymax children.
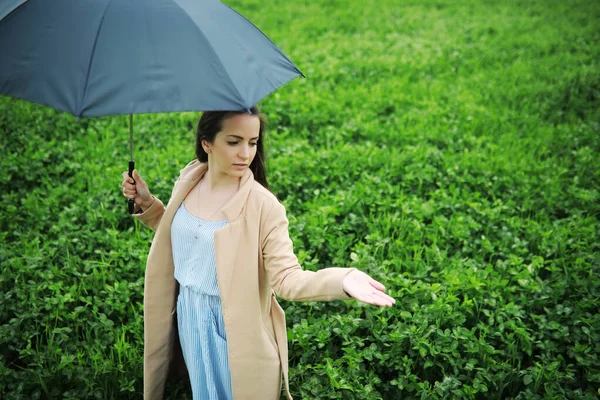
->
<box><xmin>227</xmin><ymin>141</ymin><xmax>257</xmax><ymax>146</ymax></box>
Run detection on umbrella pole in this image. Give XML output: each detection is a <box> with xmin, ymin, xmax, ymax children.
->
<box><xmin>128</xmin><ymin>114</ymin><xmax>135</xmax><ymax>214</ymax></box>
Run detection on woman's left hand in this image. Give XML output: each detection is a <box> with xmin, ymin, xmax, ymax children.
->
<box><xmin>342</xmin><ymin>270</ymin><xmax>396</xmax><ymax>307</ymax></box>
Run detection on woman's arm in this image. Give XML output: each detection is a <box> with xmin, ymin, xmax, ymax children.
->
<box><xmin>261</xmin><ymin>200</ymin><xmax>395</xmax><ymax>306</ymax></box>
<box><xmin>261</xmin><ymin>201</ymin><xmax>356</xmax><ymax>302</ymax></box>
<box><xmin>131</xmin><ymin>195</ymin><xmax>166</xmax><ymax>231</ymax></box>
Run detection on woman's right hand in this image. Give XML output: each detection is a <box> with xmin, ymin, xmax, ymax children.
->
<box><xmin>121</xmin><ymin>169</ymin><xmax>154</xmax><ymax>210</ymax></box>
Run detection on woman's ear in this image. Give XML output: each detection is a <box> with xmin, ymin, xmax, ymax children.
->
<box><xmin>201</xmin><ymin>138</ymin><xmax>211</xmax><ymax>154</ymax></box>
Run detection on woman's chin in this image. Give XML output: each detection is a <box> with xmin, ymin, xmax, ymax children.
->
<box><xmin>226</xmin><ymin>169</ymin><xmax>245</xmax><ymax>178</ymax></box>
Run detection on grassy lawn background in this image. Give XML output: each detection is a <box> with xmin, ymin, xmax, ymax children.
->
<box><xmin>1</xmin><ymin>0</ymin><xmax>598</xmax><ymax>398</ymax></box>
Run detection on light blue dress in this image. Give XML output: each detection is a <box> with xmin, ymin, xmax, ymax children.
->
<box><xmin>171</xmin><ymin>202</ymin><xmax>233</xmax><ymax>400</ymax></box>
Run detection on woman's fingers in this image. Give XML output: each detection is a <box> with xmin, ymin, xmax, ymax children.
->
<box><xmin>122</xmin><ymin>187</ymin><xmax>135</xmax><ymax>198</ymax></box>
<box><xmin>356</xmin><ymin>293</ymin><xmax>378</xmax><ymax>305</ymax></box>
<box><xmin>371</xmin><ymin>290</ymin><xmax>395</xmax><ymax>306</ymax></box>
<box><xmin>121</xmin><ymin>171</ymin><xmax>137</xmax><ymax>199</ymax></box>
<box><xmin>122</xmin><ymin>172</ymin><xmax>135</xmax><ymax>187</ymax></box>
<box><xmin>121</xmin><ymin>170</ymin><xmax>151</xmax><ymax>205</ymax></box>
<box><xmin>366</xmin><ymin>276</ymin><xmax>394</xmax><ymax>305</ymax></box>
<box><xmin>132</xmin><ymin>169</ymin><xmax>146</xmax><ymax>188</ymax></box>
<box><xmin>363</xmin><ymin>293</ymin><xmax>392</xmax><ymax>307</ymax></box>
<box><xmin>342</xmin><ymin>270</ymin><xmax>396</xmax><ymax>307</ymax></box>
<box><xmin>369</xmin><ymin>279</ymin><xmax>386</xmax><ymax>291</ymax></box>
<box><xmin>364</xmin><ymin>283</ymin><xmax>396</xmax><ymax>306</ymax></box>
<box><xmin>352</xmin><ymin>287</ymin><xmax>395</xmax><ymax>307</ymax></box>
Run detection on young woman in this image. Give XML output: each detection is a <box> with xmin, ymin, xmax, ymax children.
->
<box><xmin>121</xmin><ymin>106</ymin><xmax>395</xmax><ymax>400</ymax></box>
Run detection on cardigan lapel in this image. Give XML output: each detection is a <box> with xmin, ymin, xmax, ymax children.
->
<box><xmin>214</xmin><ymin>222</ymin><xmax>242</xmax><ymax>304</ymax></box>
<box><xmin>172</xmin><ymin>161</ymin><xmax>255</xmax><ymax>304</ymax></box>
<box><xmin>214</xmin><ymin>168</ymin><xmax>254</xmax><ymax>304</ymax></box>
<box><xmin>160</xmin><ymin>178</ymin><xmax>199</xmax><ymax>232</ymax></box>
<box><xmin>174</xmin><ymin>160</ymin><xmax>254</xmax><ymax>221</ymax></box>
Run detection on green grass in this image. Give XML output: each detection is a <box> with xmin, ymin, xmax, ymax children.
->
<box><xmin>1</xmin><ymin>0</ymin><xmax>599</xmax><ymax>398</ymax></box>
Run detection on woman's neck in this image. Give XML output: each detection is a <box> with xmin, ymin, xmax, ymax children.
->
<box><xmin>202</xmin><ymin>166</ymin><xmax>240</xmax><ymax>193</ymax></box>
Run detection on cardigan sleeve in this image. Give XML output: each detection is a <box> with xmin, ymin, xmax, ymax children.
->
<box><xmin>130</xmin><ymin>167</ymin><xmax>187</xmax><ymax>231</ymax></box>
<box><xmin>261</xmin><ymin>200</ymin><xmax>356</xmax><ymax>302</ymax></box>
<box><xmin>131</xmin><ymin>196</ymin><xmax>166</xmax><ymax>231</ymax></box>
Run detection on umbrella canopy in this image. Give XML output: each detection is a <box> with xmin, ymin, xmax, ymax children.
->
<box><xmin>0</xmin><ymin>0</ymin><xmax>303</xmax><ymax>117</ymax></box>
<box><xmin>0</xmin><ymin>0</ymin><xmax>303</xmax><ymax>214</ymax></box>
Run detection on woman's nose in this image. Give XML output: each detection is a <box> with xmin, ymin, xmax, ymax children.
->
<box><xmin>239</xmin><ymin>144</ymin><xmax>250</xmax><ymax>159</ymax></box>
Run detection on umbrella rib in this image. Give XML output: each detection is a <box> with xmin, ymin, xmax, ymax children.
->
<box><xmin>170</xmin><ymin>0</ymin><xmax>246</xmax><ymax>110</ymax></box>
<box><xmin>78</xmin><ymin>0</ymin><xmax>115</xmax><ymax>118</ymax></box>
<box><xmin>220</xmin><ymin>3</ymin><xmax>304</xmax><ymax>78</ymax></box>
<box><xmin>0</xmin><ymin>0</ymin><xmax>28</xmax><ymax>22</ymax></box>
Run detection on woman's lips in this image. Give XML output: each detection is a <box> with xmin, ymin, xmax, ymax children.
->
<box><xmin>233</xmin><ymin>164</ymin><xmax>247</xmax><ymax>170</ymax></box>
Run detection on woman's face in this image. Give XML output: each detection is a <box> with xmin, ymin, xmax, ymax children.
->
<box><xmin>203</xmin><ymin>113</ymin><xmax>260</xmax><ymax>179</ymax></box>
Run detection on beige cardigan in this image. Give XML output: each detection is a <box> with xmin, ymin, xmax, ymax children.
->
<box><xmin>133</xmin><ymin>160</ymin><xmax>355</xmax><ymax>399</ymax></box>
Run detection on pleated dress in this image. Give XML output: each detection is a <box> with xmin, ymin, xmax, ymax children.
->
<box><xmin>171</xmin><ymin>202</ymin><xmax>233</xmax><ymax>400</ymax></box>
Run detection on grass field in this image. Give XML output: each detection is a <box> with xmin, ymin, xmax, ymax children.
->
<box><xmin>1</xmin><ymin>0</ymin><xmax>599</xmax><ymax>398</ymax></box>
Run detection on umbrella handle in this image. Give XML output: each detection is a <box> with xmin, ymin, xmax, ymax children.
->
<box><xmin>128</xmin><ymin>160</ymin><xmax>135</xmax><ymax>214</ymax></box>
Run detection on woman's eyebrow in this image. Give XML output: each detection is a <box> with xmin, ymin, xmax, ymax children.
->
<box><xmin>226</xmin><ymin>134</ymin><xmax>259</xmax><ymax>140</ymax></box>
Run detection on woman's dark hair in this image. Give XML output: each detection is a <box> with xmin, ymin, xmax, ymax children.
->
<box><xmin>195</xmin><ymin>105</ymin><xmax>268</xmax><ymax>188</ymax></box>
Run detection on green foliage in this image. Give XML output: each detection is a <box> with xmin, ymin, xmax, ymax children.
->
<box><xmin>1</xmin><ymin>0</ymin><xmax>599</xmax><ymax>398</ymax></box>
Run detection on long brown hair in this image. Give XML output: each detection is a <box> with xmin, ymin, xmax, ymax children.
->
<box><xmin>195</xmin><ymin>106</ymin><xmax>268</xmax><ymax>188</ymax></box>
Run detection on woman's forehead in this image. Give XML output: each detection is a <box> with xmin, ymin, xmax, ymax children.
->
<box><xmin>220</xmin><ymin>113</ymin><xmax>260</xmax><ymax>137</ymax></box>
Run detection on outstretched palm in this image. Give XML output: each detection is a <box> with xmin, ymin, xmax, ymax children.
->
<box><xmin>342</xmin><ymin>270</ymin><xmax>396</xmax><ymax>307</ymax></box>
